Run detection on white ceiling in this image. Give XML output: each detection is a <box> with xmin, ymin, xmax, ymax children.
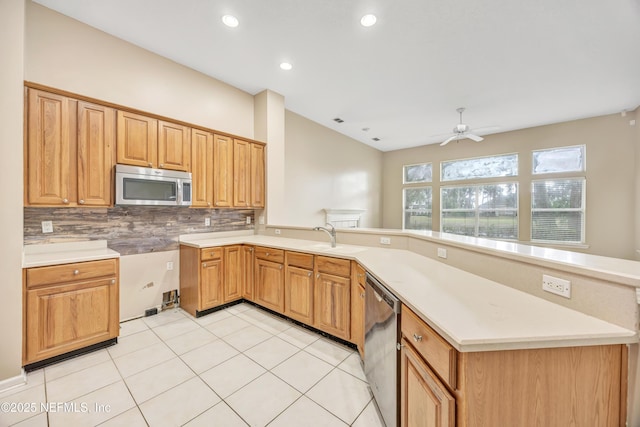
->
<box><xmin>33</xmin><ymin>0</ymin><xmax>640</xmax><ymax>151</ymax></box>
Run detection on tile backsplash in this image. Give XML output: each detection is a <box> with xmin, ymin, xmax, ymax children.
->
<box><xmin>24</xmin><ymin>207</ymin><xmax>256</xmax><ymax>255</ymax></box>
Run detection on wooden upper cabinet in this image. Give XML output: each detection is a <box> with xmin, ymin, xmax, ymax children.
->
<box><xmin>250</xmin><ymin>143</ymin><xmax>265</xmax><ymax>208</ymax></box>
<box><xmin>26</xmin><ymin>89</ymin><xmax>115</xmax><ymax>207</ymax></box>
<box><xmin>233</xmin><ymin>139</ymin><xmax>250</xmax><ymax>207</ymax></box>
<box><xmin>213</xmin><ymin>134</ymin><xmax>233</xmax><ymax>207</ymax></box>
<box><xmin>191</xmin><ymin>128</ymin><xmax>214</xmax><ymax>208</ymax></box>
<box><xmin>158</xmin><ymin>120</ymin><xmax>190</xmax><ymax>172</ymax></box>
<box><xmin>116</xmin><ymin>110</ymin><xmax>157</xmax><ymax>168</ymax></box>
<box><xmin>26</xmin><ymin>89</ymin><xmax>74</xmax><ymax>206</ymax></box>
<box><xmin>77</xmin><ymin>101</ymin><xmax>115</xmax><ymax>206</ymax></box>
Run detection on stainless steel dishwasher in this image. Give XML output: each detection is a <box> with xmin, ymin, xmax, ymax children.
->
<box><xmin>364</xmin><ymin>272</ymin><xmax>401</xmax><ymax>427</ymax></box>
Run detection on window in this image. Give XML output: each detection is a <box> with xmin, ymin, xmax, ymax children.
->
<box><xmin>531</xmin><ymin>178</ymin><xmax>585</xmax><ymax>244</ymax></box>
<box><xmin>441</xmin><ymin>154</ymin><xmax>518</xmax><ymax>182</ymax></box>
<box><xmin>404</xmin><ymin>163</ymin><xmax>432</xmax><ymax>184</ymax></box>
<box><xmin>441</xmin><ymin>183</ymin><xmax>518</xmax><ymax>239</ymax></box>
<box><xmin>403</xmin><ymin>187</ymin><xmax>432</xmax><ymax>230</ymax></box>
<box><xmin>532</xmin><ymin>145</ymin><xmax>585</xmax><ymax>174</ymax></box>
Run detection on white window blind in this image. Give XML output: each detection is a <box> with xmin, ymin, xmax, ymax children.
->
<box><xmin>531</xmin><ymin>178</ymin><xmax>585</xmax><ymax>243</ymax></box>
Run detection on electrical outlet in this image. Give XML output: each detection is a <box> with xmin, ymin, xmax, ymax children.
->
<box><xmin>166</xmin><ymin>262</ymin><xmax>174</xmax><ymax>271</ymax></box>
<box><xmin>41</xmin><ymin>221</ymin><xmax>53</xmax><ymax>233</ymax></box>
<box><xmin>205</xmin><ymin>217</ymin><xmax>211</xmax><ymax>226</ymax></box>
<box><xmin>437</xmin><ymin>248</ymin><xmax>447</xmax><ymax>259</ymax></box>
<box><xmin>259</xmin><ymin>216</ymin><xmax>265</xmax><ymax>224</ymax></box>
<box><xmin>380</xmin><ymin>237</ymin><xmax>391</xmax><ymax>245</ymax></box>
<box><xmin>275</xmin><ymin>229</ymin><xmax>281</xmax><ymax>235</ymax></box>
<box><xmin>542</xmin><ymin>274</ymin><xmax>571</xmax><ymax>298</ymax></box>
<box><xmin>246</xmin><ymin>217</ymin><xmax>251</xmax><ymax>224</ymax></box>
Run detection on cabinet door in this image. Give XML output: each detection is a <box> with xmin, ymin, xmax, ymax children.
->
<box><xmin>25</xmin><ymin>277</ymin><xmax>118</xmax><ymax>364</ymax></box>
<box><xmin>158</xmin><ymin>120</ymin><xmax>191</xmax><ymax>171</ymax></box>
<box><xmin>191</xmin><ymin>128</ymin><xmax>214</xmax><ymax>208</ymax></box>
<box><xmin>224</xmin><ymin>245</ymin><xmax>243</xmax><ymax>303</ymax></box>
<box><xmin>200</xmin><ymin>259</ymin><xmax>223</xmax><ymax>310</ymax></box>
<box><xmin>26</xmin><ymin>89</ymin><xmax>75</xmax><ymax>206</ymax></box>
<box><xmin>400</xmin><ymin>338</ymin><xmax>455</xmax><ymax>427</ymax></box>
<box><xmin>314</xmin><ymin>272</ymin><xmax>350</xmax><ymax>340</ymax></box>
<box><xmin>116</xmin><ymin>110</ymin><xmax>157</xmax><ymax>168</ymax></box>
<box><xmin>242</xmin><ymin>246</ymin><xmax>255</xmax><ymax>301</ymax></box>
<box><xmin>77</xmin><ymin>101</ymin><xmax>115</xmax><ymax>206</ymax></box>
<box><xmin>255</xmin><ymin>258</ymin><xmax>284</xmax><ymax>312</ymax></box>
<box><xmin>233</xmin><ymin>139</ymin><xmax>250</xmax><ymax>207</ymax></box>
<box><xmin>285</xmin><ymin>266</ymin><xmax>314</xmax><ymax>324</ymax></box>
<box><xmin>213</xmin><ymin>134</ymin><xmax>233</xmax><ymax>207</ymax></box>
<box><xmin>250</xmin><ymin>143</ymin><xmax>265</xmax><ymax>208</ymax></box>
<box><xmin>351</xmin><ymin>263</ymin><xmax>366</xmax><ymax>358</ymax></box>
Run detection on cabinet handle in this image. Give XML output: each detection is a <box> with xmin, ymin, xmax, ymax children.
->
<box><xmin>111</xmin><ymin>279</ymin><xmax>115</xmax><ymax>284</ymax></box>
<box><xmin>73</xmin><ymin>270</ymin><xmax>79</xmax><ymax>275</ymax></box>
<box><xmin>413</xmin><ymin>333</ymin><xmax>423</xmax><ymax>342</ymax></box>
<box><xmin>62</xmin><ymin>198</ymin><xmax>69</xmax><ymax>204</ymax></box>
<box><xmin>79</xmin><ymin>199</ymin><xmax>85</xmax><ymax>204</ymax></box>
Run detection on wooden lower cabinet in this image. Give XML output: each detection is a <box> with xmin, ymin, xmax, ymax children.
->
<box><xmin>254</xmin><ymin>257</ymin><xmax>285</xmax><ymax>312</ymax></box>
<box><xmin>314</xmin><ymin>255</ymin><xmax>351</xmax><ymax>341</ymax></box>
<box><xmin>200</xmin><ymin>255</ymin><xmax>223</xmax><ymax>310</ymax></box>
<box><xmin>401</xmin><ymin>305</ymin><xmax>626</xmax><ymax>427</ymax></box>
<box><xmin>24</xmin><ymin>259</ymin><xmax>119</xmax><ymax>365</ymax></box>
<box><xmin>401</xmin><ymin>337</ymin><xmax>455</xmax><ymax>427</ymax></box>
<box><xmin>284</xmin><ymin>252</ymin><xmax>315</xmax><ymax>324</ymax></box>
<box><xmin>351</xmin><ymin>262</ymin><xmax>366</xmax><ymax>358</ymax></box>
<box><xmin>223</xmin><ymin>245</ymin><xmax>243</xmax><ymax>303</ymax></box>
<box><xmin>242</xmin><ymin>246</ymin><xmax>255</xmax><ymax>301</ymax></box>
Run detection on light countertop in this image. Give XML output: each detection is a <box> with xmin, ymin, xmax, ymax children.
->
<box><xmin>180</xmin><ymin>233</ymin><xmax>638</xmax><ymax>352</ymax></box>
<box><xmin>23</xmin><ymin>240</ymin><xmax>120</xmax><ymax>268</ymax></box>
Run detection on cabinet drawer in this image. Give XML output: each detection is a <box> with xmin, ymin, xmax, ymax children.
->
<box><xmin>26</xmin><ymin>259</ymin><xmax>117</xmax><ymax>288</ymax></box>
<box><xmin>401</xmin><ymin>305</ymin><xmax>457</xmax><ymax>389</ymax></box>
<box><xmin>255</xmin><ymin>247</ymin><xmax>284</xmax><ymax>263</ymax></box>
<box><xmin>286</xmin><ymin>251</ymin><xmax>314</xmax><ymax>269</ymax></box>
<box><xmin>200</xmin><ymin>247</ymin><xmax>222</xmax><ymax>261</ymax></box>
<box><xmin>316</xmin><ymin>255</ymin><xmax>351</xmax><ymax>277</ymax></box>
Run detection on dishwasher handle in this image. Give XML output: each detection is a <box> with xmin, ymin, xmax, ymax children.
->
<box><xmin>366</xmin><ymin>272</ymin><xmax>401</xmax><ymax>314</ymax></box>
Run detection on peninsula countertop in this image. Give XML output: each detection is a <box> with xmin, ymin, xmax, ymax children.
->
<box><xmin>23</xmin><ymin>240</ymin><xmax>120</xmax><ymax>268</ymax></box>
<box><xmin>180</xmin><ymin>232</ymin><xmax>637</xmax><ymax>352</ymax></box>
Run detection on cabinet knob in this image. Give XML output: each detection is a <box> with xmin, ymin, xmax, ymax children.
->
<box><xmin>413</xmin><ymin>333</ymin><xmax>423</xmax><ymax>342</ymax></box>
<box><xmin>62</xmin><ymin>198</ymin><xmax>69</xmax><ymax>204</ymax></box>
<box><xmin>79</xmin><ymin>199</ymin><xmax>85</xmax><ymax>205</ymax></box>
<box><xmin>207</xmin><ymin>202</ymin><xmax>211</xmax><ymax>206</ymax></box>
<box><xmin>73</xmin><ymin>270</ymin><xmax>79</xmax><ymax>275</ymax></box>
<box><xmin>203</xmin><ymin>263</ymin><xmax>207</xmax><ymax>267</ymax></box>
<box><xmin>307</xmin><ymin>272</ymin><xmax>312</xmax><ymax>277</ymax></box>
<box><xmin>215</xmin><ymin>202</ymin><xmax>219</xmax><ymax>206</ymax></box>
<box><xmin>160</xmin><ymin>163</ymin><xmax>164</xmax><ymax>168</ymax></box>
<box><xmin>266</xmin><ymin>252</ymin><xmax>270</xmax><ymax>256</ymax></box>
<box><xmin>250</xmin><ymin>248</ymin><xmax>253</xmax><ymax>252</ymax></box>
<box><xmin>279</xmin><ymin>265</ymin><xmax>283</xmax><ymax>270</ymax></box>
<box><xmin>316</xmin><ymin>274</ymin><xmax>320</xmax><ymax>279</ymax></box>
<box><xmin>148</xmin><ymin>162</ymin><xmax>153</xmax><ymax>167</ymax></box>
<box><xmin>111</xmin><ymin>279</ymin><xmax>115</xmax><ymax>284</ymax></box>
<box><xmin>360</xmin><ymin>292</ymin><xmax>365</xmax><ymax>298</ymax></box>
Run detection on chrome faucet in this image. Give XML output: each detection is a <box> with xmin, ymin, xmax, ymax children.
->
<box><xmin>313</xmin><ymin>223</ymin><xmax>337</xmax><ymax>248</ymax></box>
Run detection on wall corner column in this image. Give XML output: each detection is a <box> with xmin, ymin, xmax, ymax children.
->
<box><xmin>254</xmin><ymin>90</ymin><xmax>286</xmax><ymax>226</ymax></box>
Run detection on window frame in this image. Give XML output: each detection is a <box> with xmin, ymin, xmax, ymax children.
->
<box><xmin>403</xmin><ymin>162</ymin><xmax>433</xmax><ymax>184</ymax></box>
<box><xmin>440</xmin><ymin>152</ymin><xmax>519</xmax><ymax>182</ymax></box>
<box><xmin>532</xmin><ymin>144</ymin><xmax>586</xmax><ymax>175</ymax></box>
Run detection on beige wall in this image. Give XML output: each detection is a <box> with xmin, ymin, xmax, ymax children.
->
<box><xmin>25</xmin><ymin>2</ymin><xmax>254</xmax><ymax>139</ymax></box>
<box><xmin>383</xmin><ymin>112</ymin><xmax>638</xmax><ymax>259</ymax></box>
<box><xmin>635</xmin><ymin>109</ymin><xmax>640</xmax><ymax>260</ymax></box>
<box><xmin>284</xmin><ymin>111</ymin><xmax>383</xmax><ymax>228</ymax></box>
<box><xmin>0</xmin><ymin>0</ymin><xmax>25</xmax><ymax>383</ymax></box>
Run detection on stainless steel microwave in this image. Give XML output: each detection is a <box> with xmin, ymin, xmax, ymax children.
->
<box><xmin>115</xmin><ymin>164</ymin><xmax>192</xmax><ymax>206</ymax></box>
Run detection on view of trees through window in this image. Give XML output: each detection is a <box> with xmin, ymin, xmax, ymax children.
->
<box><xmin>403</xmin><ymin>187</ymin><xmax>432</xmax><ymax>230</ymax></box>
<box><xmin>531</xmin><ymin>178</ymin><xmax>585</xmax><ymax>243</ymax></box>
<box><xmin>441</xmin><ymin>183</ymin><xmax>518</xmax><ymax>239</ymax></box>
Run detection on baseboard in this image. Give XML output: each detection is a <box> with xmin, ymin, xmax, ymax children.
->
<box><xmin>0</xmin><ymin>369</ymin><xmax>27</xmax><ymax>394</ymax></box>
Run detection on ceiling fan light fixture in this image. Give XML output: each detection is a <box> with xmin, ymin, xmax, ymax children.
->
<box><xmin>360</xmin><ymin>14</ymin><xmax>377</xmax><ymax>27</ymax></box>
<box><xmin>222</xmin><ymin>15</ymin><xmax>239</xmax><ymax>28</ymax></box>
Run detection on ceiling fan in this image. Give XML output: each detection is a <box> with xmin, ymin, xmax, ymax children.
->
<box><xmin>440</xmin><ymin>107</ymin><xmax>484</xmax><ymax>146</ymax></box>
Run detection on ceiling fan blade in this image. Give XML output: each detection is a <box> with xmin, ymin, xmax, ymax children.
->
<box><xmin>440</xmin><ymin>135</ymin><xmax>457</xmax><ymax>146</ymax></box>
<box><xmin>466</xmin><ymin>133</ymin><xmax>484</xmax><ymax>142</ymax></box>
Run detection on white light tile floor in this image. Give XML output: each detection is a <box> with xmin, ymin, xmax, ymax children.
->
<box><xmin>0</xmin><ymin>304</ymin><xmax>386</xmax><ymax>427</ymax></box>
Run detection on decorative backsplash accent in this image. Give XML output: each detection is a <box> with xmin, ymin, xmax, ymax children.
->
<box><xmin>24</xmin><ymin>207</ymin><xmax>256</xmax><ymax>255</ymax></box>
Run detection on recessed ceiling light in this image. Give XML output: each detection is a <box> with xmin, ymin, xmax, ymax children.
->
<box><xmin>360</xmin><ymin>14</ymin><xmax>377</xmax><ymax>27</ymax></box>
<box><xmin>222</xmin><ymin>15</ymin><xmax>239</xmax><ymax>28</ymax></box>
<box><xmin>280</xmin><ymin>62</ymin><xmax>293</xmax><ymax>71</ymax></box>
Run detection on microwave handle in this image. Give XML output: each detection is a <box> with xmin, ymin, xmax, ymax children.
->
<box><xmin>177</xmin><ymin>180</ymin><xmax>183</xmax><ymax>204</ymax></box>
